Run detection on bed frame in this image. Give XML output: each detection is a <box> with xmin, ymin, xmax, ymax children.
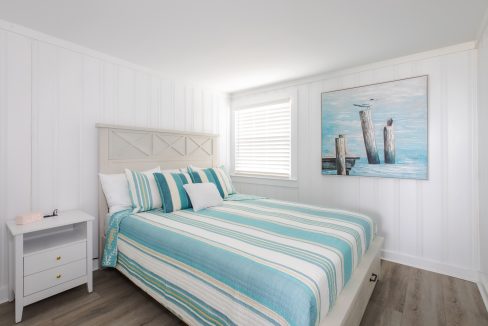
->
<box><xmin>96</xmin><ymin>123</ymin><xmax>384</xmax><ymax>326</ymax></box>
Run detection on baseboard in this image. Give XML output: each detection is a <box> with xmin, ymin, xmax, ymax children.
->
<box><xmin>93</xmin><ymin>258</ymin><xmax>99</xmax><ymax>271</ymax></box>
<box><xmin>0</xmin><ymin>285</ymin><xmax>8</xmax><ymax>305</ymax></box>
<box><xmin>478</xmin><ymin>272</ymin><xmax>488</xmax><ymax>311</ymax></box>
<box><xmin>381</xmin><ymin>249</ymin><xmax>478</xmax><ymax>282</ymax></box>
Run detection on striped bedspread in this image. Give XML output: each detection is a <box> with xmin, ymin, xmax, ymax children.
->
<box><xmin>103</xmin><ymin>197</ymin><xmax>375</xmax><ymax>326</ymax></box>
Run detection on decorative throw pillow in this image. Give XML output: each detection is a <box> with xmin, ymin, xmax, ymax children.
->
<box><xmin>187</xmin><ymin>166</ymin><xmax>235</xmax><ymax>198</ymax></box>
<box><xmin>125</xmin><ymin>167</ymin><xmax>162</xmax><ymax>213</ymax></box>
<box><xmin>183</xmin><ymin>183</ymin><xmax>223</xmax><ymax>212</ymax></box>
<box><xmin>99</xmin><ymin>173</ymin><xmax>133</xmax><ymax>213</ymax></box>
<box><xmin>154</xmin><ymin>171</ymin><xmax>193</xmax><ymax>213</ymax></box>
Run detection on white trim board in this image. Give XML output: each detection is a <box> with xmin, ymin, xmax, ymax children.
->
<box><xmin>381</xmin><ymin>249</ymin><xmax>479</xmax><ymax>282</ymax></box>
<box><xmin>479</xmin><ymin>272</ymin><xmax>488</xmax><ymax>311</ymax></box>
<box><xmin>0</xmin><ymin>286</ymin><xmax>7</xmax><ymax>305</ymax></box>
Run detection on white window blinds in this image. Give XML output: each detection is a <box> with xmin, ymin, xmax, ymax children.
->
<box><xmin>234</xmin><ymin>100</ymin><xmax>292</xmax><ymax>178</ymax></box>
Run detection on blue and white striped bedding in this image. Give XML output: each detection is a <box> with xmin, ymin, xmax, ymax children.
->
<box><xmin>103</xmin><ymin>196</ymin><xmax>375</xmax><ymax>326</ymax></box>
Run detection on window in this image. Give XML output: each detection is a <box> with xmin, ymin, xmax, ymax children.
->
<box><xmin>233</xmin><ymin>100</ymin><xmax>292</xmax><ymax>179</ymax></box>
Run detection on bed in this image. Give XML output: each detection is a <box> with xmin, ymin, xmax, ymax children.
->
<box><xmin>97</xmin><ymin>124</ymin><xmax>384</xmax><ymax>326</ymax></box>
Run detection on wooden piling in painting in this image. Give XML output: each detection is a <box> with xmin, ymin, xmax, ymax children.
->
<box><xmin>335</xmin><ymin>137</ymin><xmax>347</xmax><ymax>175</ymax></box>
<box><xmin>384</xmin><ymin>118</ymin><xmax>395</xmax><ymax>164</ymax></box>
<box><xmin>338</xmin><ymin>134</ymin><xmax>348</xmax><ymax>154</ymax></box>
<box><xmin>359</xmin><ymin>109</ymin><xmax>380</xmax><ymax>164</ymax></box>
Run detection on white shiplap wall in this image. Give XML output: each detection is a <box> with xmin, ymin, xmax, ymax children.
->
<box><xmin>477</xmin><ymin>17</ymin><xmax>488</xmax><ymax>303</ymax></box>
<box><xmin>231</xmin><ymin>43</ymin><xmax>479</xmax><ymax>281</ymax></box>
<box><xmin>0</xmin><ymin>24</ymin><xmax>230</xmax><ymax>301</ymax></box>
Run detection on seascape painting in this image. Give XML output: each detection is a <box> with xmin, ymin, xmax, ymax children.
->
<box><xmin>321</xmin><ymin>75</ymin><xmax>428</xmax><ymax>179</ymax></box>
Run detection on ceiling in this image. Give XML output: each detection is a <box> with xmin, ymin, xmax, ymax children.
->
<box><xmin>0</xmin><ymin>0</ymin><xmax>486</xmax><ymax>93</ymax></box>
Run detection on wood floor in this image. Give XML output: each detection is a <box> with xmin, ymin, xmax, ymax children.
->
<box><xmin>0</xmin><ymin>260</ymin><xmax>487</xmax><ymax>326</ymax></box>
<box><xmin>360</xmin><ymin>261</ymin><xmax>488</xmax><ymax>326</ymax></box>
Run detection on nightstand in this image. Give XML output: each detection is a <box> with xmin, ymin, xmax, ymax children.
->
<box><xmin>6</xmin><ymin>210</ymin><xmax>94</xmax><ymax>323</ymax></box>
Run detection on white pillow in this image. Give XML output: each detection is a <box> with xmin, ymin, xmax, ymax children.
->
<box><xmin>99</xmin><ymin>166</ymin><xmax>160</xmax><ymax>214</ymax></box>
<box><xmin>99</xmin><ymin>173</ymin><xmax>132</xmax><ymax>214</ymax></box>
<box><xmin>183</xmin><ymin>183</ymin><xmax>223</xmax><ymax>212</ymax></box>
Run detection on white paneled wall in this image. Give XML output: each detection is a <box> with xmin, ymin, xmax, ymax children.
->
<box><xmin>0</xmin><ymin>25</ymin><xmax>229</xmax><ymax>301</ymax></box>
<box><xmin>231</xmin><ymin>44</ymin><xmax>478</xmax><ymax>281</ymax></box>
<box><xmin>478</xmin><ymin>20</ymin><xmax>488</xmax><ymax>300</ymax></box>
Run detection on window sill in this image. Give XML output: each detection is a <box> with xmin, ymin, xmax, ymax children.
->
<box><xmin>230</xmin><ymin>174</ymin><xmax>298</xmax><ymax>188</ymax></box>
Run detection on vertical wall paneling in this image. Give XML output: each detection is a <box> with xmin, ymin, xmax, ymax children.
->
<box><xmin>0</xmin><ymin>25</ymin><xmax>230</xmax><ymax>301</ymax></box>
<box><xmin>231</xmin><ymin>46</ymin><xmax>478</xmax><ymax>281</ymax></box>
<box><xmin>102</xmin><ymin>63</ymin><xmax>117</xmax><ymax>124</ymax></box>
<box><xmin>6</xmin><ymin>32</ymin><xmax>31</xmax><ymax>219</ymax></box>
<box><xmin>477</xmin><ymin>19</ymin><xmax>488</xmax><ymax>294</ymax></box>
<box><xmin>33</xmin><ymin>42</ymin><xmax>59</xmax><ymax>212</ymax></box>
<box><xmin>185</xmin><ymin>86</ymin><xmax>194</xmax><ymax>131</ymax></box>
<box><xmin>161</xmin><ymin>79</ymin><xmax>174</xmax><ymax>129</ymax></box>
<box><xmin>469</xmin><ymin>50</ymin><xmax>479</xmax><ymax>273</ymax></box>
<box><xmin>58</xmin><ymin>49</ymin><xmax>83</xmax><ymax>210</ymax></box>
<box><xmin>446</xmin><ymin>52</ymin><xmax>474</xmax><ymax>268</ymax></box>
<box><xmin>173</xmin><ymin>83</ymin><xmax>186</xmax><ymax>130</ymax></box>
<box><xmin>81</xmin><ymin>56</ymin><xmax>103</xmax><ymax>248</ymax></box>
<box><xmin>0</xmin><ymin>31</ymin><xmax>32</xmax><ymax>297</ymax></box>
<box><xmin>0</xmin><ymin>30</ymin><xmax>7</xmax><ymax>297</ymax></box>
<box><xmin>117</xmin><ymin>66</ymin><xmax>136</xmax><ymax>125</ymax></box>
<box><xmin>193</xmin><ymin>86</ymin><xmax>202</xmax><ymax>131</ymax></box>
<box><xmin>296</xmin><ymin>84</ymin><xmax>309</xmax><ymax>203</ymax></box>
<box><xmin>134</xmin><ymin>71</ymin><xmax>149</xmax><ymax>127</ymax></box>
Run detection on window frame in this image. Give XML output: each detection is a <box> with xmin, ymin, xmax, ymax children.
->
<box><xmin>230</xmin><ymin>89</ymin><xmax>298</xmax><ymax>183</ymax></box>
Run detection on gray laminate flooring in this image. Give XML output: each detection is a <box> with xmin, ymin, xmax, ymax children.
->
<box><xmin>360</xmin><ymin>261</ymin><xmax>488</xmax><ymax>326</ymax></box>
<box><xmin>0</xmin><ymin>261</ymin><xmax>487</xmax><ymax>326</ymax></box>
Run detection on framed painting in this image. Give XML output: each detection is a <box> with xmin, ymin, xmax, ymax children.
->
<box><xmin>321</xmin><ymin>75</ymin><xmax>428</xmax><ymax>179</ymax></box>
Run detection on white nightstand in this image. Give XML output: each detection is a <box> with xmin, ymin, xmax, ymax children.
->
<box><xmin>6</xmin><ymin>210</ymin><xmax>95</xmax><ymax>323</ymax></box>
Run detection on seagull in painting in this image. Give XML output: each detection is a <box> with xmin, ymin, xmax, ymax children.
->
<box><xmin>353</xmin><ymin>98</ymin><xmax>377</xmax><ymax>108</ymax></box>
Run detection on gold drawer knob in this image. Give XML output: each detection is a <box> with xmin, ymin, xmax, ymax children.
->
<box><xmin>56</xmin><ymin>256</ymin><xmax>61</xmax><ymax>261</ymax></box>
<box><xmin>56</xmin><ymin>274</ymin><xmax>62</xmax><ymax>279</ymax></box>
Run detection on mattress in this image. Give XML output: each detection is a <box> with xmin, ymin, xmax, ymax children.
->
<box><xmin>103</xmin><ymin>197</ymin><xmax>375</xmax><ymax>326</ymax></box>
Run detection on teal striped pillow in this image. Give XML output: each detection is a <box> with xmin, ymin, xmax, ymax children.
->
<box><xmin>188</xmin><ymin>166</ymin><xmax>235</xmax><ymax>198</ymax></box>
<box><xmin>154</xmin><ymin>171</ymin><xmax>193</xmax><ymax>213</ymax></box>
<box><xmin>125</xmin><ymin>167</ymin><xmax>162</xmax><ymax>213</ymax></box>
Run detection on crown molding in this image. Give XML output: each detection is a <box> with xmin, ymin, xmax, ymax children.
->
<box><xmin>0</xmin><ymin>18</ymin><xmax>228</xmax><ymax>96</ymax></box>
<box><xmin>231</xmin><ymin>41</ymin><xmax>477</xmax><ymax>99</ymax></box>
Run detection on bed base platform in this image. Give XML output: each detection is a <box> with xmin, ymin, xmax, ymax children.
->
<box><xmin>321</xmin><ymin>236</ymin><xmax>384</xmax><ymax>326</ymax></box>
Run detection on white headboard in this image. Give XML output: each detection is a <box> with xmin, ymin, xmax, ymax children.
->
<box><xmin>96</xmin><ymin>124</ymin><xmax>219</xmax><ymax>256</ymax></box>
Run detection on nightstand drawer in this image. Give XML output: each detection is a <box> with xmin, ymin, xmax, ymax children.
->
<box><xmin>24</xmin><ymin>259</ymin><xmax>86</xmax><ymax>296</ymax></box>
<box><xmin>24</xmin><ymin>241</ymin><xmax>86</xmax><ymax>276</ymax></box>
